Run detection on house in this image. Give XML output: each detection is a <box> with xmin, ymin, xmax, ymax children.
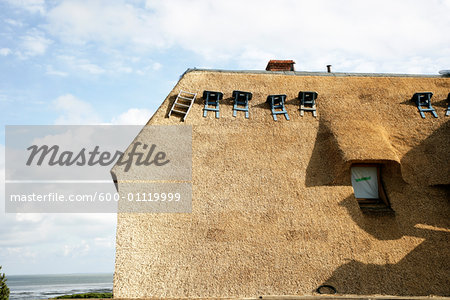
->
<box><xmin>112</xmin><ymin>65</ymin><xmax>450</xmax><ymax>298</ymax></box>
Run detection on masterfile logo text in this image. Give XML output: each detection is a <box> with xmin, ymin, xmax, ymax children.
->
<box><xmin>5</xmin><ymin>125</ymin><xmax>192</xmax><ymax>213</ymax></box>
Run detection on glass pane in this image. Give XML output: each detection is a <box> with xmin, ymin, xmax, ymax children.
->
<box><xmin>351</xmin><ymin>166</ymin><xmax>379</xmax><ymax>199</ymax></box>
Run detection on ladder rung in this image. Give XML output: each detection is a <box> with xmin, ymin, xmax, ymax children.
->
<box><xmin>178</xmin><ymin>96</ymin><xmax>195</xmax><ymax>101</ymax></box>
<box><xmin>172</xmin><ymin>109</ymin><xmax>187</xmax><ymax>114</ymax></box>
<box><xmin>175</xmin><ymin>102</ymin><xmax>190</xmax><ymax>107</ymax></box>
<box><xmin>273</xmin><ymin>111</ymin><xmax>287</xmax><ymax>115</ymax></box>
<box><xmin>180</xmin><ymin>91</ymin><xmax>196</xmax><ymax>96</ymax></box>
<box><xmin>168</xmin><ymin>90</ymin><xmax>197</xmax><ymax>120</ymax></box>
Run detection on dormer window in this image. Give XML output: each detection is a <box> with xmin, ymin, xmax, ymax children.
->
<box><xmin>351</xmin><ymin>164</ymin><xmax>392</xmax><ymax>213</ymax></box>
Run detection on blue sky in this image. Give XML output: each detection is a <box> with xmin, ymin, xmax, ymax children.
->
<box><xmin>1</xmin><ymin>0</ymin><xmax>449</xmax><ymax>275</ymax></box>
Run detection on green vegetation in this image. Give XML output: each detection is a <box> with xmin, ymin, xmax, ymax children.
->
<box><xmin>55</xmin><ymin>292</ymin><xmax>112</xmax><ymax>299</ymax></box>
<box><xmin>0</xmin><ymin>266</ymin><xmax>9</xmax><ymax>300</ymax></box>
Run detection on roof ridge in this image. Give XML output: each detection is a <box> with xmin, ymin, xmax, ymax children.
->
<box><xmin>184</xmin><ymin>68</ymin><xmax>447</xmax><ymax>78</ymax></box>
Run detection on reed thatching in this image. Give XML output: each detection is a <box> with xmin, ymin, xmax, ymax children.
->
<box><xmin>113</xmin><ymin>70</ymin><xmax>450</xmax><ymax>298</ymax></box>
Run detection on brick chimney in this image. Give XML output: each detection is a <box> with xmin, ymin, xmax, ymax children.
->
<box><xmin>266</xmin><ymin>60</ymin><xmax>295</xmax><ymax>71</ymax></box>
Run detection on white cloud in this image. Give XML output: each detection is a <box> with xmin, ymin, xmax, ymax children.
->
<box><xmin>0</xmin><ymin>48</ymin><xmax>12</xmax><ymax>56</ymax></box>
<box><xmin>4</xmin><ymin>18</ymin><xmax>24</xmax><ymax>27</ymax></box>
<box><xmin>142</xmin><ymin>0</ymin><xmax>450</xmax><ymax>72</ymax></box>
<box><xmin>52</xmin><ymin>95</ymin><xmax>152</xmax><ymax>125</ymax></box>
<box><xmin>152</xmin><ymin>62</ymin><xmax>162</xmax><ymax>71</ymax></box>
<box><xmin>15</xmin><ymin>213</ymin><xmax>44</xmax><ymax>223</ymax></box>
<box><xmin>445</xmin><ymin>0</ymin><xmax>450</xmax><ymax>8</ymax></box>
<box><xmin>63</xmin><ymin>240</ymin><xmax>90</xmax><ymax>257</ymax></box>
<box><xmin>236</xmin><ymin>47</ymin><xmax>276</xmax><ymax>70</ymax></box>
<box><xmin>136</xmin><ymin>61</ymin><xmax>162</xmax><ymax>75</ymax></box>
<box><xmin>0</xmin><ymin>153</ymin><xmax>116</xmax><ymax>273</ymax></box>
<box><xmin>94</xmin><ymin>237</ymin><xmax>114</xmax><ymax>248</ymax></box>
<box><xmin>5</xmin><ymin>247</ymin><xmax>37</xmax><ymax>264</ymax></box>
<box><xmin>53</xmin><ymin>94</ymin><xmax>102</xmax><ymax>125</ymax></box>
<box><xmin>46</xmin><ymin>65</ymin><xmax>68</xmax><ymax>77</ymax></box>
<box><xmin>19</xmin><ymin>30</ymin><xmax>52</xmax><ymax>58</ymax></box>
<box><xmin>40</xmin><ymin>0</ymin><xmax>450</xmax><ymax>73</ymax></box>
<box><xmin>46</xmin><ymin>0</ymin><xmax>165</xmax><ymax>49</ymax></box>
<box><xmin>56</xmin><ymin>55</ymin><xmax>114</xmax><ymax>75</ymax></box>
<box><xmin>4</xmin><ymin>0</ymin><xmax>45</xmax><ymax>14</ymax></box>
<box><xmin>0</xmin><ymin>115</ymin><xmax>119</xmax><ymax>271</ymax></box>
<box><xmin>0</xmin><ymin>213</ymin><xmax>116</xmax><ymax>248</ymax></box>
<box><xmin>0</xmin><ymin>211</ymin><xmax>116</xmax><ymax>274</ymax></box>
<box><xmin>111</xmin><ymin>108</ymin><xmax>153</xmax><ymax>125</ymax></box>
<box><xmin>77</xmin><ymin>62</ymin><xmax>105</xmax><ymax>74</ymax></box>
<box><xmin>117</xmin><ymin>66</ymin><xmax>133</xmax><ymax>73</ymax></box>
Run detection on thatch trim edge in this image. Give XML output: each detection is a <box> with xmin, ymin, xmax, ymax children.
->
<box><xmin>183</xmin><ymin>68</ymin><xmax>445</xmax><ymax>78</ymax></box>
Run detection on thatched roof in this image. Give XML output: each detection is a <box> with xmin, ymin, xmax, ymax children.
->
<box><xmin>113</xmin><ymin>69</ymin><xmax>450</xmax><ymax>298</ymax></box>
<box><xmin>145</xmin><ymin>69</ymin><xmax>449</xmax><ymax>185</ymax></box>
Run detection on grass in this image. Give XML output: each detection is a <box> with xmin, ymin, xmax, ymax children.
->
<box><xmin>54</xmin><ymin>292</ymin><xmax>112</xmax><ymax>299</ymax></box>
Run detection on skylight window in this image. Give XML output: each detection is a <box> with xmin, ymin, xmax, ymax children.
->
<box><xmin>266</xmin><ymin>94</ymin><xmax>289</xmax><ymax>121</ymax></box>
<box><xmin>232</xmin><ymin>90</ymin><xmax>252</xmax><ymax>119</ymax></box>
<box><xmin>298</xmin><ymin>91</ymin><xmax>318</xmax><ymax>117</ymax></box>
<box><xmin>203</xmin><ymin>90</ymin><xmax>223</xmax><ymax>119</ymax></box>
<box><xmin>412</xmin><ymin>92</ymin><xmax>438</xmax><ymax>118</ymax></box>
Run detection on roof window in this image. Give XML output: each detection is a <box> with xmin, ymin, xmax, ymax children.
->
<box><xmin>266</xmin><ymin>94</ymin><xmax>290</xmax><ymax>121</ymax></box>
<box><xmin>202</xmin><ymin>90</ymin><xmax>223</xmax><ymax>119</ymax></box>
<box><xmin>232</xmin><ymin>90</ymin><xmax>252</xmax><ymax>119</ymax></box>
<box><xmin>298</xmin><ymin>91</ymin><xmax>318</xmax><ymax>117</ymax></box>
<box><xmin>412</xmin><ymin>92</ymin><xmax>438</xmax><ymax>118</ymax></box>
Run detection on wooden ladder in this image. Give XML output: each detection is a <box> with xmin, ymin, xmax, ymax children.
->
<box><xmin>168</xmin><ymin>90</ymin><xmax>197</xmax><ymax>121</ymax></box>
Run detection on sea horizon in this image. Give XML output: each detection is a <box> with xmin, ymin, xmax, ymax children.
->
<box><xmin>7</xmin><ymin>273</ymin><xmax>113</xmax><ymax>300</ymax></box>
<box><xmin>7</xmin><ymin>272</ymin><xmax>113</xmax><ymax>277</ymax></box>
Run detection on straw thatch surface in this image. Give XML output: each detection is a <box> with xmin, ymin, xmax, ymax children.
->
<box><xmin>113</xmin><ymin>70</ymin><xmax>450</xmax><ymax>298</ymax></box>
<box><xmin>111</xmin><ymin>296</ymin><xmax>450</xmax><ymax>300</ymax></box>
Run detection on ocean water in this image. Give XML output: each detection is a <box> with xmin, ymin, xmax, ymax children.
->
<box><xmin>6</xmin><ymin>273</ymin><xmax>113</xmax><ymax>300</ymax></box>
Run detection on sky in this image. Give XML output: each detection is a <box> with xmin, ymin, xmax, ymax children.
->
<box><xmin>0</xmin><ymin>0</ymin><xmax>449</xmax><ymax>275</ymax></box>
